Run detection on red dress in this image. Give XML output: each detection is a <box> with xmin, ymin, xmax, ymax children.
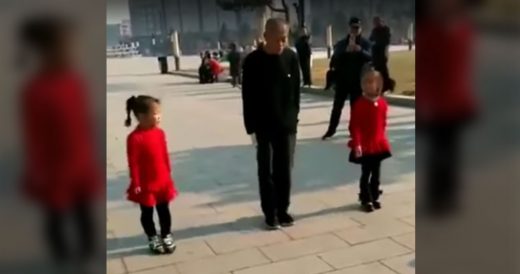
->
<box><xmin>126</xmin><ymin>126</ymin><xmax>178</xmax><ymax>207</ymax></box>
<box><xmin>21</xmin><ymin>69</ymin><xmax>102</xmax><ymax>210</ymax></box>
<box><xmin>348</xmin><ymin>96</ymin><xmax>391</xmax><ymax>164</ymax></box>
<box><xmin>416</xmin><ymin>18</ymin><xmax>476</xmax><ymax>124</ymax></box>
<box><xmin>209</xmin><ymin>59</ymin><xmax>224</xmax><ymax>76</ymax></box>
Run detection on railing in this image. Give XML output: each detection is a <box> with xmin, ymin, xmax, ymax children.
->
<box><xmin>106</xmin><ymin>45</ymin><xmax>140</xmax><ymax>58</ymax></box>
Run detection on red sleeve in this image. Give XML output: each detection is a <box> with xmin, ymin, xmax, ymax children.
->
<box><xmin>21</xmin><ymin>86</ymin><xmax>49</xmax><ymax>185</ymax></box>
<box><xmin>348</xmin><ymin>100</ymin><xmax>362</xmax><ymax>148</ymax></box>
<box><xmin>161</xmin><ymin>129</ymin><xmax>171</xmax><ymax>173</ymax></box>
<box><xmin>127</xmin><ymin>134</ymin><xmax>141</xmax><ymax>189</ymax></box>
<box><xmin>382</xmin><ymin>99</ymin><xmax>388</xmax><ymax>132</ymax></box>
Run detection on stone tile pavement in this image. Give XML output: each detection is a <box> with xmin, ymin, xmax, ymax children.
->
<box><xmin>107</xmin><ymin>58</ymin><xmax>415</xmax><ymax>274</ymax></box>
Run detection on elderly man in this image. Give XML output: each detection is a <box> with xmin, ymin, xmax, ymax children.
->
<box><xmin>241</xmin><ymin>18</ymin><xmax>301</xmax><ymax>230</ymax></box>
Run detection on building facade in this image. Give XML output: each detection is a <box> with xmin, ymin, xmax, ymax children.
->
<box><xmin>120</xmin><ymin>19</ymin><xmax>133</xmax><ymax>39</ymax></box>
<box><xmin>127</xmin><ymin>0</ymin><xmax>414</xmax><ymax>53</ymax></box>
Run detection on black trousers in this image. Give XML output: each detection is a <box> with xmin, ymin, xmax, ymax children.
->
<box><xmin>231</xmin><ymin>74</ymin><xmax>242</xmax><ymax>87</ymax></box>
<box><xmin>373</xmin><ymin>56</ymin><xmax>392</xmax><ymax>92</ymax></box>
<box><xmin>45</xmin><ymin>203</ymin><xmax>95</xmax><ymax>262</ymax></box>
<box><xmin>326</xmin><ymin>88</ymin><xmax>361</xmax><ymax>134</ymax></box>
<box><xmin>299</xmin><ymin>55</ymin><xmax>312</xmax><ymax>86</ymax></box>
<box><xmin>359</xmin><ymin>159</ymin><xmax>382</xmax><ymax>203</ymax></box>
<box><xmin>199</xmin><ymin>66</ymin><xmax>214</xmax><ymax>84</ymax></box>
<box><xmin>419</xmin><ymin>123</ymin><xmax>463</xmax><ymax>213</ymax></box>
<box><xmin>140</xmin><ymin>203</ymin><xmax>171</xmax><ymax>238</ymax></box>
<box><xmin>256</xmin><ymin>132</ymin><xmax>296</xmax><ymax>217</ymax></box>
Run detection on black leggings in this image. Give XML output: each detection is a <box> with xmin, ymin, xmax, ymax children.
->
<box><xmin>46</xmin><ymin>203</ymin><xmax>95</xmax><ymax>261</ymax></box>
<box><xmin>140</xmin><ymin>203</ymin><xmax>171</xmax><ymax>238</ymax></box>
<box><xmin>359</xmin><ymin>159</ymin><xmax>382</xmax><ymax>203</ymax></box>
<box><xmin>420</xmin><ymin>122</ymin><xmax>464</xmax><ymax>212</ymax></box>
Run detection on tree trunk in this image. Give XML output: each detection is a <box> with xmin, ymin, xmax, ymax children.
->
<box><xmin>196</xmin><ymin>0</ymin><xmax>204</xmax><ymax>33</ymax></box>
<box><xmin>177</xmin><ymin>0</ymin><xmax>184</xmax><ymax>33</ymax></box>
<box><xmin>235</xmin><ymin>10</ymin><xmax>242</xmax><ymax>28</ymax></box>
<box><xmin>256</xmin><ymin>5</ymin><xmax>269</xmax><ymax>42</ymax></box>
<box><xmin>281</xmin><ymin>0</ymin><xmax>290</xmax><ymax>23</ymax></box>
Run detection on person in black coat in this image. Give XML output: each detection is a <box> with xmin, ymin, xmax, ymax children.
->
<box><xmin>322</xmin><ymin>17</ymin><xmax>372</xmax><ymax>140</ymax></box>
<box><xmin>295</xmin><ymin>27</ymin><xmax>312</xmax><ymax>87</ymax></box>
<box><xmin>370</xmin><ymin>16</ymin><xmax>395</xmax><ymax>93</ymax></box>
<box><xmin>241</xmin><ymin>18</ymin><xmax>301</xmax><ymax>230</ymax></box>
<box><xmin>227</xmin><ymin>42</ymin><xmax>243</xmax><ymax>87</ymax></box>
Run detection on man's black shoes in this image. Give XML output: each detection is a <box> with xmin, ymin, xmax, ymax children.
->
<box><xmin>322</xmin><ymin>131</ymin><xmax>335</xmax><ymax>140</ymax></box>
<box><xmin>265</xmin><ymin>216</ymin><xmax>281</xmax><ymax>230</ymax></box>
<box><xmin>265</xmin><ymin>213</ymin><xmax>295</xmax><ymax>230</ymax></box>
<box><xmin>278</xmin><ymin>212</ymin><xmax>295</xmax><ymax>227</ymax></box>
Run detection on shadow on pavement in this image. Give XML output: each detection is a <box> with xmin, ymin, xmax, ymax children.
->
<box><xmin>106</xmin><ymin>203</ymin><xmax>361</xmax><ymax>259</ymax></box>
<box><xmin>107</xmin><ymin>123</ymin><xmax>415</xmax><ymax>207</ymax></box>
<box><xmin>106</xmin><ymin>123</ymin><xmax>414</xmax><ymax>255</ymax></box>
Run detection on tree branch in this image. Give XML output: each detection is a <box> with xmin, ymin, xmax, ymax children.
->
<box><xmin>281</xmin><ymin>0</ymin><xmax>288</xmax><ymax>10</ymax></box>
<box><xmin>281</xmin><ymin>0</ymin><xmax>290</xmax><ymax>22</ymax></box>
<box><xmin>267</xmin><ymin>2</ymin><xmax>285</xmax><ymax>13</ymax></box>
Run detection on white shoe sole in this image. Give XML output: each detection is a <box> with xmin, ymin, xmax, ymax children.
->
<box><xmin>265</xmin><ymin>223</ymin><xmax>281</xmax><ymax>230</ymax></box>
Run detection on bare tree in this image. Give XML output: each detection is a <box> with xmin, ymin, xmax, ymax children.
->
<box><xmin>197</xmin><ymin>0</ymin><xmax>204</xmax><ymax>33</ymax></box>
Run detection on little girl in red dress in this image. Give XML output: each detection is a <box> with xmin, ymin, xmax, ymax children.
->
<box><xmin>125</xmin><ymin>95</ymin><xmax>178</xmax><ymax>254</ymax></box>
<box><xmin>348</xmin><ymin>68</ymin><xmax>391</xmax><ymax>212</ymax></box>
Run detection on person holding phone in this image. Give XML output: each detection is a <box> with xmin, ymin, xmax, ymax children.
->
<box><xmin>322</xmin><ymin>17</ymin><xmax>372</xmax><ymax>140</ymax></box>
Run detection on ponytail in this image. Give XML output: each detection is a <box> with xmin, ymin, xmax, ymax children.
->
<box><xmin>125</xmin><ymin>96</ymin><xmax>136</xmax><ymax>127</ymax></box>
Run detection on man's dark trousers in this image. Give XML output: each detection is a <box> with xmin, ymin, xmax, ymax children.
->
<box><xmin>373</xmin><ymin>53</ymin><xmax>391</xmax><ymax>91</ymax></box>
<box><xmin>256</xmin><ymin>131</ymin><xmax>296</xmax><ymax>217</ymax></box>
<box><xmin>326</xmin><ymin>83</ymin><xmax>361</xmax><ymax>134</ymax></box>
<box><xmin>299</xmin><ymin>55</ymin><xmax>312</xmax><ymax>86</ymax></box>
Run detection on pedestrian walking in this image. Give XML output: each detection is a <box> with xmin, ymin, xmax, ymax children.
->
<box><xmin>241</xmin><ymin>18</ymin><xmax>301</xmax><ymax>230</ymax></box>
<box><xmin>125</xmin><ymin>95</ymin><xmax>178</xmax><ymax>254</ymax></box>
<box><xmin>370</xmin><ymin>16</ymin><xmax>395</xmax><ymax>92</ymax></box>
<box><xmin>295</xmin><ymin>27</ymin><xmax>312</xmax><ymax>87</ymax></box>
<box><xmin>227</xmin><ymin>42</ymin><xmax>243</xmax><ymax>87</ymax></box>
<box><xmin>348</xmin><ymin>68</ymin><xmax>391</xmax><ymax>212</ymax></box>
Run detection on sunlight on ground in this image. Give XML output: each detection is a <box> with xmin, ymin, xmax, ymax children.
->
<box><xmin>311</xmin><ymin>50</ymin><xmax>415</xmax><ymax>96</ymax></box>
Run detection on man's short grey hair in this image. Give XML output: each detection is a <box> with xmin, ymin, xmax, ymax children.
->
<box><xmin>265</xmin><ymin>18</ymin><xmax>288</xmax><ymax>32</ymax></box>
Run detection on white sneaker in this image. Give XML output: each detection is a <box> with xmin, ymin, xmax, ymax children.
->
<box><xmin>162</xmin><ymin>234</ymin><xmax>176</xmax><ymax>254</ymax></box>
<box><xmin>148</xmin><ymin>235</ymin><xmax>165</xmax><ymax>254</ymax></box>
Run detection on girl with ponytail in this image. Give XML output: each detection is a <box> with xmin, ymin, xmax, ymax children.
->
<box><xmin>124</xmin><ymin>95</ymin><xmax>178</xmax><ymax>254</ymax></box>
<box><xmin>348</xmin><ymin>68</ymin><xmax>391</xmax><ymax>212</ymax></box>
<box><xmin>19</xmin><ymin>15</ymin><xmax>101</xmax><ymax>264</ymax></box>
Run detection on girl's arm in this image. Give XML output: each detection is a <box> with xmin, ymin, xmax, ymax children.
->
<box><xmin>126</xmin><ymin>135</ymin><xmax>141</xmax><ymax>190</ymax></box>
<box><xmin>161</xmin><ymin>130</ymin><xmax>172</xmax><ymax>173</ymax></box>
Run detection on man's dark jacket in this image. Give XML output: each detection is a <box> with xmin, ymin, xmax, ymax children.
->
<box><xmin>329</xmin><ymin>35</ymin><xmax>372</xmax><ymax>92</ymax></box>
<box><xmin>370</xmin><ymin>25</ymin><xmax>391</xmax><ymax>60</ymax></box>
<box><xmin>228</xmin><ymin>50</ymin><xmax>242</xmax><ymax>77</ymax></box>
<box><xmin>241</xmin><ymin>48</ymin><xmax>301</xmax><ymax>135</ymax></box>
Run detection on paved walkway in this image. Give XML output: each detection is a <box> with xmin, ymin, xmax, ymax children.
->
<box><xmin>107</xmin><ymin>58</ymin><xmax>415</xmax><ymax>274</ymax></box>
